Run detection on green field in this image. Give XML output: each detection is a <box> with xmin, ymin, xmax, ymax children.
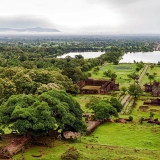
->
<box><xmin>12</xmin><ymin>63</ymin><xmax>160</xmax><ymax>160</ymax></box>
<box><xmin>91</xmin><ymin>63</ymin><xmax>140</xmax><ymax>88</ymax></box>
<box><xmin>14</xmin><ymin>122</ymin><xmax>160</xmax><ymax>160</ymax></box>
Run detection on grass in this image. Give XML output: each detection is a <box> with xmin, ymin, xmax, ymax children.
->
<box><xmin>141</xmin><ymin>65</ymin><xmax>160</xmax><ymax>85</ymax></box>
<box><xmin>91</xmin><ymin>63</ymin><xmax>140</xmax><ymax>88</ymax></box>
<box><xmin>73</xmin><ymin>94</ymin><xmax>112</xmax><ymax>112</ymax></box>
<box><xmin>13</xmin><ymin>122</ymin><xmax>160</xmax><ymax>160</ymax></box>
<box><xmin>87</xmin><ymin>122</ymin><xmax>160</xmax><ymax>150</ymax></box>
<box><xmin>11</xmin><ymin>63</ymin><xmax>160</xmax><ymax>160</ymax></box>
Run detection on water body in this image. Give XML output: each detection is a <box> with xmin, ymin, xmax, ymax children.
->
<box><xmin>57</xmin><ymin>52</ymin><xmax>105</xmax><ymax>59</ymax></box>
<box><xmin>119</xmin><ymin>51</ymin><xmax>160</xmax><ymax>63</ymax></box>
<box><xmin>57</xmin><ymin>51</ymin><xmax>160</xmax><ymax>63</ymax></box>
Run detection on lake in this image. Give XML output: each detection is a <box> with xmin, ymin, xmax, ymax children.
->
<box><xmin>119</xmin><ymin>51</ymin><xmax>160</xmax><ymax>63</ymax></box>
<box><xmin>57</xmin><ymin>52</ymin><xmax>105</xmax><ymax>59</ymax></box>
<box><xmin>57</xmin><ymin>51</ymin><xmax>160</xmax><ymax>63</ymax></box>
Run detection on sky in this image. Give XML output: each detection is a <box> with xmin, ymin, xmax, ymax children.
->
<box><xmin>0</xmin><ymin>0</ymin><xmax>160</xmax><ymax>34</ymax></box>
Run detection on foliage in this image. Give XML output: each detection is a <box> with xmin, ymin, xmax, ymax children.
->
<box><xmin>103</xmin><ymin>69</ymin><xmax>117</xmax><ymax>78</ymax></box>
<box><xmin>61</xmin><ymin>147</ymin><xmax>80</xmax><ymax>160</ymax></box>
<box><xmin>0</xmin><ymin>67</ymin><xmax>81</xmax><ymax>102</ymax></box>
<box><xmin>92</xmin><ymin>101</ymin><xmax>118</xmax><ymax>120</ymax></box>
<box><xmin>128</xmin><ymin>116</ymin><xmax>133</xmax><ymax>121</ymax></box>
<box><xmin>149</xmin><ymin>112</ymin><xmax>155</xmax><ymax>119</ymax></box>
<box><xmin>121</xmin><ymin>86</ymin><xmax>127</xmax><ymax>94</ymax></box>
<box><xmin>93</xmin><ymin>66</ymin><xmax>99</xmax><ymax>75</ymax></box>
<box><xmin>62</xmin><ymin>67</ymin><xmax>88</xmax><ymax>82</ymax></box>
<box><xmin>100</xmin><ymin>47</ymin><xmax>123</xmax><ymax>63</ymax></box>
<box><xmin>147</xmin><ymin>73</ymin><xmax>155</xmax><ymax>85</ymax></box>
<box><xmin>139</xmin><ymin>117</ymin><xmax>144</xmax><ymax>124</ymax></box>
<box><xmin>109</xmin><ymin>97</ymin><xmax>123</xmax><ymax>112</ymax></box>
<box><xmin>0</xmin><ymin>90</ymin><xmax>85</xmax><ymax>135</ymax></box>
<box><xmin>127</xmin><ymin>72</ymin><xmax>139</xmax><ymax>83</ymax></box>
<box><xmin>128</xmin><ymin>84</ymin><xmax>143</xmax><ymax>98</ymax></box>
<box><xmin>85</xmin><ymin>97</ymin><xmax>100</xmax><ymax>109</ymax></box>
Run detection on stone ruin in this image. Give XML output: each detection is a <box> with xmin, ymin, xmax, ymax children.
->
<box><xmin>77</xmin><ymin>78</ymin><xmax>119</xmax><ymax>94</ymax></box>
<box><xmin>144</xmin><ymin>82</ymin><xmax>160</xmax><ymax>97</ymax></box>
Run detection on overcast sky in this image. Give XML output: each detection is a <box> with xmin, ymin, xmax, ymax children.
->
<box><xmin>0</xmin><ymin>0</ymin><xmax>160</xmax><ymax>34</ymax></box>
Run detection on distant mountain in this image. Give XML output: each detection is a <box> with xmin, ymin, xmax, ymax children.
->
<box><xmin>0</xmin><ymin>27</ymin><xmax>60</xmax><ymax>32</ymax></box>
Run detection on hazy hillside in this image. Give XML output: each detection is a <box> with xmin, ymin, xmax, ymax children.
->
<box><xmin>0</xmin><ymin>27</ymin><xmax>60</xmax><ymax>32</ymax></box>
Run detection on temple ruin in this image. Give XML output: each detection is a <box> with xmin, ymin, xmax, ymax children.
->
<box><xmin>77</xmin><ymin>78</ymin><xmax>119</xmax><ymax>94</ymax></box>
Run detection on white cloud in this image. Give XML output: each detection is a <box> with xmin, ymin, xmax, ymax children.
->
<box><xmin>0</xmin><ymin>0</ymin><xmax>160</xmax><ymax>33</ymax></box>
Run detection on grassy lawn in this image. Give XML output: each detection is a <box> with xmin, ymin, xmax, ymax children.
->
<box><xmin>13</xmin><ymin>122</ymin><xmax>160</xmax><ymax>160</ymax></box>
<box><xmin>91</xmin><ymin>63</ymin><xmax>141</xmax><ymax>88</ymax></box>
<box><xmin>141</xmin><ymin>65</ymin><xmax>160</xmax><ymax>85</ymax></box>
<box><xmin>87</xmin><ymin>122</ymin><xmax>160</xmax><ymax>150</ymax></box>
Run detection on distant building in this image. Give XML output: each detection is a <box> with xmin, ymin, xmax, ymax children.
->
<box><xmin>144</xmin><ymin>82</ymin><xmax>160</xmax><ymax>97</ymax></box>
<box><xmin>77</xmin><ymin>78</ymin><xmax>119</xmax><ymax>94</ymax></box>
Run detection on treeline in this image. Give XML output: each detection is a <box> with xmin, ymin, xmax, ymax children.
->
<box><xmin>0</xmin><ymin>35</ymin><xmax>159</xmax><ymax>60</ymax></box>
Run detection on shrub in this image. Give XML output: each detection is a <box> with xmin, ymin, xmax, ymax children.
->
<box><xmin>61</xmin><ymin>147</ymin><xmax>80</xmax><ymax>160</ymax></box>
<box><xmin>128</xmin><ymin>116</ymin><xmax>133</xmax><ymax>121</ymax></box>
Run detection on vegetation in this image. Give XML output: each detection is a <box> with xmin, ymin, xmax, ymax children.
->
<box><xmin>0</xmin><ymin>90</ymin><xmax>85</xmax><ymax>136</ymax></box>
<box><xmin>61</xmin><ymin>147</ymin><xmax>80</xmax><ymax>160</ymax></box>
<box><xmin>128</xmin><ymin>84</ymin><xmax>143</xmax><ymax>99</ymax></box>
<box><xmin>0</xmin><ymin>35</ymin><xmax>159</xmax><ymax>159</ymax></box>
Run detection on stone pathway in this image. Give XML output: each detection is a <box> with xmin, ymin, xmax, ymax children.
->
<box><xmin>138</xmin><ymin>64</ymin><xmax>149</xmax><ymax>84</ymax></box>
<box><xmin>120</xmin><ymin>64</ymin><xmax>149</xmax><ymax>114</ymax></box>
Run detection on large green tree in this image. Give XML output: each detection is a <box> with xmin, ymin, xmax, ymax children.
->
<box><xmin>92</xmin><ymin>101</ymin><xmax>118</xmax><ymax>120</ymax></box>
<box><xmin>128</xmin><ymin>84</ymin><xmax>143</xmax><ymax>99</ymax></box>
<box><xmin>0</xmin><ymin>90</ymin><xmax>85</xmax><ymax>136</ymax></box>
<box><xmin>109</xmin><ymin>97</ymin><xmax>123</xmax><ymax>112</ymax></box>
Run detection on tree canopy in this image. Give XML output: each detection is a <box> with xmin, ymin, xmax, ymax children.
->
<box><xmin>0</xmin><ymin>90</ymin><xmax>85</xmax><ymax>136</ymax></box>
<box><xmin>128</xmin><ymin>84</ymin><xmax>143</xmax><ymax>99</ymax></box>
<box><xmin>86</xmin><ymin>97</ymin><xmax>121</xmax><ymax>120</ymax></box>
<box><xmin>92</xmin><ymin>101</ymin><xmax>118</xmax><ymax>120</ymax></box>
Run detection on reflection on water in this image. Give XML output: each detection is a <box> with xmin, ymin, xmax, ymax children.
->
<box><xmin>119</xmin><ymin>51</ymin><xmax>160</xmax><ymax>63</ymax></box>
<box><xmin>57</xmin><ymin>52</ymin><xmax>105</xmax><ymax>59</ymax></box>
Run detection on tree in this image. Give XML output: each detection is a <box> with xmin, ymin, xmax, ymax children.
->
<box><xmin>75</xmin><ymin>54</ymin><xmax>84</xmax><ymax>59</ymax></box>
<box><xmin>0</xmin><ymin>78</ymin><xmax>16</xmax><ymax>103</ymax></box>
<box><xmin>127</xmin><ymin>72</ymin><xmax>139</xmax><ymax>84</ymax></box>
<box><xmin>19</xmin><ymin>52</ymin><xmax>28</xmax><ymax>62</ymax></box>
<box><xmin>0</xmin><ymin>90</ymin><xmax>85</xmax><ymax>136</ymax></box>
<box><xmin>149</xmin><ymin>112</ymin><xmax>155</xmax><ymax>119</ymax></box>
<box><xmin>62</xmin><ymin>67</ymin><xmax>88</xmax><ymax>82</ymax></box>
<box><xmin>103</xmin><ymin>70</ymin><xmax>117</xmax><ymax>79</ymax></box>
<box><xmin>121</xmin><ymin>86</ymin><xmax>127</xmax><ymax>95</ymax></box>
<box><xmin>147</xmin><ymin>74</ymin><xmax>155</xmax><ymax>85</ymax></box>
<box><xmin>128</xmin><ymin>84</ymin><xmax>143</xmax><ymax>99</ymax></box>
<box><xmin>93</xmin><ymin>67</ymin><xmax>99</xmax><ymax>75</ymax></box>
<box><xmin>109</xmin><ymin>97</ymin><xmax>123</xmax><ymax>112</ymax></box>
<box><xmin>85</xmin><ymin>97</ymin><xmax>100</xmax><ymax>109</ymax></box>
<box><xmin>92</xmin><ymin>101</ymin><xmax>118</xmax><ymax>120</ymax></box>
<box><xmin>13</xmin><ymin>71</ymin><xmax>35</xmax><ymax>94</ymax></box>
<box><xmin>150</xmin><ymin>64</ymin><xmax>154</xmax><ymax>70</ymax></box>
